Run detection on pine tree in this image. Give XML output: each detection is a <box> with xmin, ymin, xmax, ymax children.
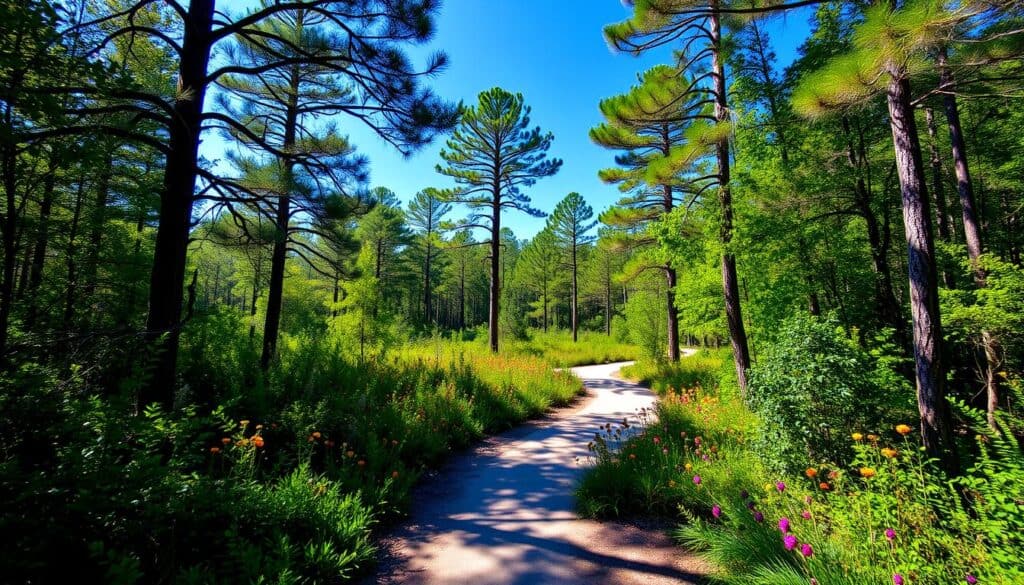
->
<box><xmin>548</xmin><ymin>193</ymin><xmax>596</xmax><ymax>342</ymax></box>
<box><xmin>606</xmin><ymin>1</ymin><xmax>752</xmax><ymax>388</ymax></box>
<box><xmin>592</xmin><ymin>64</ymin><xmax>713</xmax><ymax>361</ymax></box>
<box><xmin>437</xmin><ymin>87</ymin><xmax>561</xmax><ymax>353</ymax></box>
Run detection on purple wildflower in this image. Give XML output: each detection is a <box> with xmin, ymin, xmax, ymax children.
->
<box><xmin>885</xmin><ymin>528</ymin><xmax>896</xmax><ymax>541</ymax></box>
<box><xmin>740</xmin><ymin>490</ymin><xmax>749</xmax><ymax>500</ymax></box>
<box><xmin>754</xmin><ymin>511</ymin><xmax>764</xmax><ymax>523</ymax></box>
<box><xmin>746</xmin><ymin>500</ymin><xmax>756</xmax><ymax>510</ymax></box>
<box><xmin>801</xmin><ymin>510</ymin><xmax>812</xmax><ymax>520</ymax></box>
<box><xmin>776</xmin><ymin>481</ymin><xmax>786</xmax><ymax>492</ymax></box>
<box><xmin>712</xmin><ymin>505</ymin><xmax>722</xmax><ymax>519</ymax></box>
<box><xmin>800</xmin><ymin>543</ymin><xmax>813</xmax><ymax>557</ymax></box>
<box><xmin>893</xmin><ymin>574</ymin><xmax>904</xmax><ymax>585</ymax></box>
<box><xmin>778</xmin><ymin>517</ymin><xmax>791</xmax><ymax>533</ymax></box>
<box><xmin>783</xmin><ymin>534</ymin><xmax>798</xmax><ymax>550</ymax></box>
<box><xmin>966</xmin><ymin>575</ymin><xmax>978</xmax><ymax>585</ymax></box>
<box><xmin>693</xmin><ymin>475</ymin><xmax>702</xmax><ymax>485</ymax></box>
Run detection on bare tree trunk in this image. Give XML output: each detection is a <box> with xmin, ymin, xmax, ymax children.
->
<box><xmin>924</xmin><ymin>107</ymin><xmax>956</xmax><ymax>288</ymax></box>
<box><xmin>886</xmin><ymin>73</ymin><xmax>957</xmax><ymax>472</ymax></box>
<box><xmin>142</xmin><ymin>0</ymin><xmax>215</xmax><ymax>409</ymax></box>
<box><xmin>571</xmin><ymin>240</ymin><xmax>579</xmax><ymax>342</ymax></box>
<box><xmin>488</xmin><ymin>193</ymin><xmax>500</xmax><ymax>353</ymax></box>
<box><xmin>666</xmin><ymin>266</ymin><xmax>681</xmax><ymax>362</ymax></box>
<box><xmin>260</xmin><ymin>83</ymin><xmax>299</xmax><ymax>370</ymax></box>
<box><xmin>710</xmin><ymin>5</ymin><xmax>750</xmax><ymax>393</ymax></box>
<box><xmin>939</xmin><ymin>49</ymin><xmax>999</xmax><ymax>428</ymax></box>
<box><xmin>604</xmin><ymin>261</ymin><xmax>612</xmax><ymax>336</ymax></box>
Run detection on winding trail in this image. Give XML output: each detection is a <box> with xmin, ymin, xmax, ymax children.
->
<box><xmin>369</xmin><ymin>361</ymin><xmax>708</xmax><ymax>585</ymax></box>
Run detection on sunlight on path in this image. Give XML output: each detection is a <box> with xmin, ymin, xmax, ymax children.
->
<box><xmin>369</xmin><ymin>360</ymin><xmax>707</xmax><ymax>585</ymax></box>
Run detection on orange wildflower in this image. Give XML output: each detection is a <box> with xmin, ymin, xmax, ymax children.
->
<box><xmin>221</xmin><ymin>437</ymin><xmax>232</xmax><ymax>445</ymax></box>
<box><xmin>852</xmin><ymin>432</ymin><xmax>864</xmax><ymax>441</ymax></box>
<box><xmin>210</xmin><ymin>447</ymin><xmax>221</xmax><ymax>454</ymax></box>
<box><xmin>859</xmin><ymin>467</ymin><xmax>876</xmax><ymax>478</ymax></box>
<box><xmin>819</xmin><ymin>482</ymin><xmax>831</xmax><ymax>490</ymax></box>
<box><xmin>346</xmin><ymin>450</ymin><xmax>355</xmax><ymax>458</ymax></box>
<box><xmin>357</xmin><ymin>460</ymin><xmax>366</xmax><ymax>467</ymax></box>
<box><xmin>252</xmin><ymin>436</ymin><xmax>265</xmax><ymax>448</ymax></box>
<box><xmin>312</xmin><ymin>431</ymin><xmax>322</xmax><ymax>439</ymax></box>
<box><xmin>391</xmin><ymin>471</ymin><xmax>399</xmax><ymax>479</ymax></box>
<box><xmin>881</xmin><ymin>448</ymin><xmax>898</xmax><ymax>458</ymax></box>
<box><xmin>806</xmin><ymin>467</ymin><xmax>818</xmax><ymax>478</ymax></box>
<box><xmin>895</xmin><ymin>424</ymin><xmax>913</xmax><ymax>436</ymax></box>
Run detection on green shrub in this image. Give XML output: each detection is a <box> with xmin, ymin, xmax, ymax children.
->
<box><xmin>746</xmin><ymin>314</ymin><xmax>913</xmax><ymax>474</ymax></box>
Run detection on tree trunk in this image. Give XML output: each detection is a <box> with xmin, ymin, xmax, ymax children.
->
<box><xmin>24</xmin><ymin>167</ymin><xmax>57</xmax><ymax>330</ymax></box>
<box><xmin>924</xmin><ymin>107</ymin><xmax>955</xmax><ymax>288</ymax></box>
<box><xmin>886</xmin><ymin>73</ymin><xmax>957</xmax><ymax>471</ymax></box>
<box><xmin>424</xmin><ymin>238</ymin><xmax>432</xmax><ymax>325</ymax></box>
<box><xmin>488</xmin><ymin>193</ymin><xmax>500</xmax><ymax>353</ymax></box>
<box><xmin>142</xmin><ymin>0</ymin><xmax>215</xmax><ymax>409</ymax></box>
<box><xmin>604</xmin><ymin>261</ymin><xmax>612</xmax><ymax>336</ymax></box>
<box><xmin>571</xmin><ymin>240</ymin><xmax>578</xmax><ymax>342</ymax></box>
<box><xmin>82</xmin><ymin>148</ymin><xmax>114</xmax><ymax>308</ymax></box>
<box><xmin>666</xmin><ymin>266</ymin><xmax>681</xmax><ymax>362</ymax></box>
<box><xmin>63</xmin><ymin>176</ymin><xmax>85</xmax><ymax>329</ymax></box>
<box><xmin>459</xmin><ymin>260</ymin><xmax>466</xmax><ymax>330</ymax></box>
<box><xmin>710</xmin><ymin>6</ymin><xmax>750</xmax><ymax>393</ymax></box>
<box><xmin>260</xmin><ymin>68</ymin><xmax>300</xmax><ymax>371</ymax></box>
<box><xmin>939</xmin><ymin>49</ymin><xmax>999</xmax><ymax>428</ymax></box>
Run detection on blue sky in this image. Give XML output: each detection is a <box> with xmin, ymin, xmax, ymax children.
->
<box><xmin>205</xmin><ymin>1</ymin><xmax>815</xmax><ymax>240</ymax></box>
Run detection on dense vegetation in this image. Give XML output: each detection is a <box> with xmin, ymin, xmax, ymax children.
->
<box><xmin>576</xmin><ymin>2</ymin><xmax>1024</xmax><ymax>584</ymax></box>
<box><xmin>1</xmin><ymin>0</ymin><xmax>1023</xmax><ymax>584</ymax></box>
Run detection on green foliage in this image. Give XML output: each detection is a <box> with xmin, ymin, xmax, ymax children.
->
<box><xmin>623</xmin><ymin>289</ymin><xmax>668</xmax><ymax>360</ymax></box>
<box><xmin>747</xmin><ymin>315</ymin><xmax>913</xmax><ymax>474</ymax></box>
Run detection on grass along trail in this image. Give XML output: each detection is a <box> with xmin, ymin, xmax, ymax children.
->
<box><xmin>369</xmin><ymin>359</ymin><xmax>706</xmax><ymax>585</ymax></box>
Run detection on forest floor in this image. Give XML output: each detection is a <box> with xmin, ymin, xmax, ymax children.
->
<box><xmin>365</xmin><ymin>359</ymin><xmax>708</xmax><ymax>585</ymax></box>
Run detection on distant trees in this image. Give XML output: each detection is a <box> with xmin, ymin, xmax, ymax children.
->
<box><xmin>548</xmin><ymin>193</ymin><xmax>596</xmax><ymax>342</ymax></box>
<box><xmin>406</xmin><ymin>189</ymin><xmax>451</xmax><ymax>325</ymax></box>
<box><xmin>518</xmin><ymin>227</ymin><xmax>562</xmax><ymax>332</ymax></box>
<box><xmin>437</xmin><ymin>88</ymin><xmax>561</xmax><ymax>352</ymax></box>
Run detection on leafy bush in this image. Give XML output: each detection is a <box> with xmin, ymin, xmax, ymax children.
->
<box><xmin>746</xmin><ymin>315</ymin><xmax>913</xmax><ymax>474</ymax></box>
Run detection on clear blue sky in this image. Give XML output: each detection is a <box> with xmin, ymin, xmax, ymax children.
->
<box><xmin>205</xmin><ymin>1</ymin><xmax>815</xmax><ymax>240</ymax></box>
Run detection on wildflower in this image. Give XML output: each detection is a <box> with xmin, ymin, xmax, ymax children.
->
<box><xmin>868</xmin><ymin>434</ymin><xmax>880</xmax><ymax>443</ymax></box>
<box><xmin>240</xmin><ymin>420</ymin><xmax>250</xmax><ymax>428</ymax></box>
<box><xmin>852</xmin><ymin>432</ymin><xmax>864</xmax><ymax>441</ymax></box>
<box><xmin>357</xmin><ymin>459</ymin><xmax>366</xmax><ymax>467</ymax></box>
<box><xmin>391</xmin><ymin>439</ymin><xmax>399</xmax><ymax>446</ymax></box>
<box><xmin>806</xmin><ymin>468</ymin><xmax>818</xmax><ymax>478</ymax></box>
<box><xmin>210</xmin><ymin>447</ymin><xmax>221</xmax><ymax>454</ymax></box>
<box><xmin>746</xmin><ymin>501</ymin><xmax>756</xmax><ymax>510</ymax></box>
<box><xmin>860</xmin><ymin>467</ymin><xmax>877</xmax><ymax>478</ymax></box>
<box><xmin>754</xmin><ymin>511</ymin><xmax>765</xmax><ymax>523</ymax></box>
<box><xmin>252</xmin><ymin>436</ymin><xmax>265</xmax><ymax>448</ymax></box>
<box><xmin>804</xmin><ymin>495</ymin><xmax>812</xmax><ymax>505</ymax></box>
<box><xmin>819</xmin><ymin>482</ymin><xmax>830</xmax><ymax>490</ymax></box>
<box><xmin>694</xmin><ymin>436</ymin><xmax>702</xmax><ymax>445</ymax></box>
<box><xmin>801</xmin><ymin>510</ymin><xmax>811</xmax><ymax>520</ymax></box>
<box><xmin>312</xmin><ymin>431</ymin><xmax>322</xmax><ymax>439</ymax></box>
<box><xmin>392</xmin><ymin>471</ymin><xmax>400</xmax><ymax>479</ymax></box>
<box><xmin>881</xmin><ymin>448</ymin><xmax>898</xmax><ymax>458</ymax></box>
<box><xmin>653</xmin><ymin>436</ymin><xmax>661</xmax><ymax>444</ymax></box>
<box><xmin>663</xmin><ymin>448</ymin><xmax>669</xmax><ymax>455</ymax></box>
<box><xmin>740</xmin><ymin>490</ymin><xmax>749</xmax><ymax>500</ymax></box>
<box><xmin>893</xmin><ymin>574</ymin><xmax>904</xmax><ymax>585</ymax></box>
<box><xmin>811</xmin><ymin>579</ymin><xmax>819</xmax><ymax>585</ymax></box>
<box><xmin>800</xmin><ymin>543</ymin><xmax>813</xmax><ymax>557</ymax></box>
<box><xmin>221</xmin><ymin>437</ymin><xmax>232</xmax><ymax>445</ymax></box>
<box><xmin>828</xmin><ymin>470</ymin><xmax>840</xmax><ymax>479</ymax></box>
<box><xmin>693</xmin><ymin>475</ymin><xmax>702</xmax><ymax>485</ymax></box>
<box><xmin>684</xmin><ymin>462</ymin><xmax>692</xmax><ymax>471</ymax></box>
<box><xmin>764</xmin><ymin>482</ymin><xmax>773</xmax><ymax>492</ymax></box>
<box><xmin>885</xmin><ymin>528</ymin><xmax>896</xmax><ymax>541</ymax></box>
<box><xmin>778</xmin><ymin>517</ymin><xmax>790</xmax><ymax>533</ymax></box>
<box><xmin>255</xmin><ymin>424</ymin><xmax>263</xmax><ymax>430</ymax></box>
<box><xmin>895</xmin><ymin>424</ymin><xmax>913</xmax><ymax>436</ymax></box>
<box><xmin>776</xmin><ymin>481</ymin><xmax>786</xmax><ymax>492</ymax></box>
<box><xmin>629</xmin><ymin>453</ymin><xmax>636</xmax><ymax>460</ymax></box>
<box><xmin>712</xmin><ymin>505</ymin><xmax>721</xmax><ymax>519</ymax></box>
<box><xmin>966</xmin><ymin>575</ymin><xmax>978</xmax><ymax>584</ymax></box>
<box><xmin>346</xmin><ymin>450</ymin><xmax>355</xmax><ymax>458</ymax></box>
<box><xmin>783</xmin><ymin>534</ymin><xmax>798</xmax><ymax>551</ymax></box>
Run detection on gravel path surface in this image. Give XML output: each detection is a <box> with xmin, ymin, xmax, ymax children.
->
<box><xmin>367</xmin><ymin>360</ymin><xmax>708</xmax><ymax>585</ymax></box>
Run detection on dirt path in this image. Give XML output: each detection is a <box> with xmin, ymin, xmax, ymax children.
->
<box><xmin>368</xmin><ymin>360</ymin><xmax>708</xmax><ymax>585</ymax></box>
